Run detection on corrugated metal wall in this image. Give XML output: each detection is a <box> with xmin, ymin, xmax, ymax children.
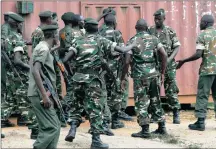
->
<box><xmin>1</xmin><ymin>0</ymin><xmax>216</xmax><ymax>99</ymax></box>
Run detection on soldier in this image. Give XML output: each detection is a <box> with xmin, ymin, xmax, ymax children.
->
<box><xmin>177</xmin><ymin>14</ymin><xmax>216</xmax><ymax>131</ymax></box>
<box><xmin>31</xmin><ymin>10</ymin><xmax>53</xmax><ymax>50</ymax></box>
<box><xmin>149</xmin><ymin>9</ymin><xmax>181</xmax><ymax>124</ymax></box>
<box><xmin>121</xmin><ymin>19</ymin><xmax>168</xmax><ymax>138</ymax></box>
<box><xmin>28</xmin><ymin>24</ymin><xmax>60</xmax><ymax>149</ymax></box>
<box><xmin>99</xmin><ymin>13</ymin><xmax>131</xmax><ymax>131</ymax></box>
<box><xmin>63</xmin><ymin>18</ymin><xmax>136</xmax><ymax>148</ymax></box>
<box><xmin>1</xmin><ymin>13</ymin><xmax>31</xmax><ymax>127</ymax></box>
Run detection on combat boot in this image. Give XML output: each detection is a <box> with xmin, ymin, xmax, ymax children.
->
<box><xmin>118</xmin><ymin>110</ymin><xmax>133</xmax><ymax>121</ymax></box>
<box><xmin>30</xmin><ymin>128</ymin><xmax>39</xmax><ymax>140</ymax></box>
<box><xmin>17</xmin><ymin>115</ymin><xmax>32</xmax><ymax>126</ymax></box>
<box><xmin>173</xmin><ymin>108</ymin><xmax>181</xmax><ymax>124</ymax></box>
<box><xmin>1</xmin><ymin>134</ymin><xmax>5</xmax><ymax>138</ymax></box>
<box><xmin>188</xmin><ymin>118</ymin><xmax>205</xmax><ymax>131</ymax></box>
<box><xmin>65</xmin><ymin>120</ymin><xmax>79</xmax><ymax>142</ymax></box>
<box><xmin>152</xmin><ymin>121</ymin><xmax>168</xmax><ymax>135</ymax></box>
<box><xmin>131</xmin><ymin>124</ymin><xmax>151</xmax><ymax>138</ymax></box>
<box><xmin>102</xmin><ymin>121</ymin><xmax>114</xmax><ymax>136</ymax></box>
<box><xmin>1</xmin><ymin>120</ymin><xmax>15</xmax><ymax>128</ymax></box>
<box><xmin>91</xmin><ymin>133</ymin><xmax>109</xmax><ymax>149</ymax></box>
<box><xmin>111</xmin><ymin>113</ymin><xmax>124</xmax><ymax>129</ymax></box>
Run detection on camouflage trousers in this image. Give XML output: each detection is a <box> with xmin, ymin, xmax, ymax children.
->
<box><xmin>103</xmin><ymin>75</ymin><xmax>122</xmax><ymax>122</ymax></box>
<box><xmin>164</xmin><ymin>66</ymin><xmax>180</xmax><ymax>110</ymax></box>
<box><xmin>68</xmin><ymin>78</ymin><xmax>106</xmax><ymax>134</ymax></box>
<box><xmin>121</xmin><ymin>78</ymin><xmax>129</xmax><ymax>110</ymax></box>
<box><xmin>133</xmin><ymin>77</ymin><xmax>165</xmax><ymax>126</ymax></box>
<box><xmin>195</xmin><ymin>75</ymin><xmax>216</xmax><ymax>118</ymax></box>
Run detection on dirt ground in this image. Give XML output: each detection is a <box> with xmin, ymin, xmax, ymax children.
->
<box><xmin>1</xmin><ymin>110</ymin><xmax>216</xmax><ymax>148</ymax></box>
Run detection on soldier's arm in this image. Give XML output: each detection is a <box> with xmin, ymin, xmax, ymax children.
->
<box><xmin>121</xmin><ymin>53</ymin><xmax>131</xmax><ymax>81</ymax></box>
<box><xmin>176</xmin><ymin>34</ymin><xmax>204</xmax><ymax>69</ymax></box>
<box><xmin>14</xmin><ymin>51</ymin><xmax>30</xmax><ymax>71</ymax></box>
<box><xmin>62</xmin><ymin>48</ymin><xmax>75</xmax><ymax>63</ymax></box>
<box><xmin>168</xmin><ymin>28</ymin><xmax>181</xmax><ymax>63</ymax></box>
<box><xmin>157</xmin><ymin>44</ymin><xmax>168</xmax><ymax>75</ymax></box>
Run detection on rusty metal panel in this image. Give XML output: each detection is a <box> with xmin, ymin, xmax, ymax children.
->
<box><xmin>1</xmin><ymin>1</ymin><xmax>216</xmax><ymax>99</ymax></box>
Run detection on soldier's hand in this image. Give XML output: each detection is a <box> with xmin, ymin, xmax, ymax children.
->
<box><xmin>161</xmin><ymin>74</ymin><xmax>165</xmax><ymax>85</ymax></box>
<box><xmin>42</xmin><ymin>96</ymin><xmax>52</xmax><ymax>109</ymax></box>
<box><xmin>176</xmin><ymin>60</ymin><xmax>185</xmax><ymax>69</ymax></box>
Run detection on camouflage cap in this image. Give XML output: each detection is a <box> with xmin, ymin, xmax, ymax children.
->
<box><xmin>84</xmin><ymin>18</ymin><xmax>98</xmax><ymax>25</ymax></box>
<box><xmin>41</xmin><ymin>25</ymin><xmax>58</xmax><ymax>31</ymax></box>
<box><xmin>39</xmin><ymin>10</ymin><xmax>53</xmax><ymax>17</ymax></box>
<box><xmin>103</xmin><ymin>7</ymin><xmax>116</xmax><ymax>15</ymax></box>
<box><xmin>61</xmin><ymin>12</ymin><xmax>74</xmax><ymax>21</ymax></box>
<box><xmin>7</xmin><ymin>13</ymin><xmax>24</xmax><ymax>22</ymax></box>
<box><xmin>154</xmin><ymin>8</ymin><xmax>165</xmax><ymax>16</ymax></box>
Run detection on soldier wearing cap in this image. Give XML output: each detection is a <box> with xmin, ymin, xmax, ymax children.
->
<box><xmin>177</xmin><ymin>14</ymin><xmax>216</xmax><ymax>131</ymax></box>
<box><xmin>31</xmin><ymin>10</ymin><xmax>53</xmax><ymax>50</ymax></box>
<box><xmin>149</xmin><ymin>8</ymin><xmax>181</xmax><ymax>125</ymax></box>
<box><xmin>1</xmin><ymin>12</ymin><xmax>32</xmax><ymax>128</ymax></box>
<box><xmin>28</xmin><ymin>24</ymin><xmax>60</xmax><ymax>149</ymax></box>
<box><xmin>63</xmin><ymin>18</ymin><xmax>136</xmax><ymax>149</ymax></box>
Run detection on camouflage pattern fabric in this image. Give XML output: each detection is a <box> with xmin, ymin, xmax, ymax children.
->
<box><xmin>99</xmin><ymin>25</ymin><xmax>125</xmax><ymax>121</ymax></box>
<box><xmin>121</xmin><ymin>77</ymin><xmax>129</xmax><ymax>110</ymax></box>
<box><xmin>68</xmin><ymin>33</ymin><xmax>117</xmax><ymax>133</ymax></box>
<box><xmin>1</xmin><ymin>23</ymin><xmax>11</xmax><ymax>40</ymax></box>
<box><xmin>127</xmin><ymin>31</ymin><xmax>165</xmax><ymax>125</ymax></box>
<box><xmin>149</xmin><ymin>25</ymin><xmax>181</xmax><ymax>110</ymax></box>
<box><xmin>196</xmin><ymin>26</ymin><xmax>216</xmax><ymax>76</ymax></box>
<box><xmin>31</xmin><ymin>26</ymin><xmax>45</xmax><ymax>50</ymax></box>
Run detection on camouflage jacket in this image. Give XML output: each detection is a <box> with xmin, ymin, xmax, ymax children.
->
<box><xmin>1</xmin><ymin>23</ymin><xmax>11</xmax><ymax>40</ymax></box>
<box><xmin>99</xmin><ymin>25</ymin><xmax>125</xmax><ymax>78</ymax></box>
<box><xmin>127</xmin><ymin>31</ymin><xmax>162</xmax><ymax>79</ymax></box>
<box><xmin>5</xmin><ymin>29</ymin><xmax>29</xmax><ymax>85</ymax></box>
<box><xmin>69</xmin><ymin>33</ymin><xmax>117</xmax><ymax>84</ymax></box>
<box><xmin>196</xmin><ymin>26</ymin><xmax>216</xmax><ymax>76</ymax></box>
<box><xmin>149</xmin><ymin>25</ymin><xmax>180</xmax><ymax>57</ymax></box>
<box><xmin>31</xmin><ymin>26</ymin><xmax>45</xmax><ymax>50</ymax></box>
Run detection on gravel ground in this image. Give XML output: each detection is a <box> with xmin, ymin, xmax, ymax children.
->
<box><xmin>1</xmin><ymin>110</ymin><xmax>216</xmax><ymax>148</ymax></box>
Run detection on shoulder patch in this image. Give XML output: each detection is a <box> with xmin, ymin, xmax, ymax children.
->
<box><xmin>60</xmin><ymin>32</ymin><xmax>66</xmax><ymax>40</ymax></box>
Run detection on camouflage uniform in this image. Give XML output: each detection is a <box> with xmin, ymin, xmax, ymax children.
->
<box><xmin>99</xmin><ymin>25</ymin><xmax>125</xmax><ymax>124</ymax></box>
<box><xmin>194</xmin><ymin>26</ymin><xmax>216</xmax><ymax>118</ymax></box>
<box><xmin>68</xmin><ymin>33</ymin><xmax>117</xmax><ymax>134</ymax></box>
<box><xmin>149</xmin><ymin>25</ymin><xmax>181</xmax><ymax>110</ymax></box>
<box><xmin>127</xmin><ymin>31</ymin><xmax>165</xmax><ymax>125</ymax></box>
<box><xmin>31</xmin><ymin>26</ymin><xmax>45</xmax><ymax>50</ymax></box>
<box><xmin>3</xmin><ymin>29</ymin><xmax>31</xmax><ymax>122</ymax></box>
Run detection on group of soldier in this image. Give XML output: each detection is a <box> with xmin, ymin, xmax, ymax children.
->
<box><xmin>1</xmin><ymin>6</ymin><xmax>216</xmax><ymax>149</ymax></box>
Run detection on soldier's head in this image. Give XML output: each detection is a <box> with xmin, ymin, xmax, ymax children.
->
<box><xmin>41</xmin><ymin>25</ymin><xmax>59</xmax><ymax>47</ymax></box>
<box><xmin>39</xmin><ymin>11</ymin><xmax>53</xmax><ymax>25</ymax></box>
<box><xmin>84</xmin><ymin>18</ymin><xmax>98</xmax><ymax>33</ymax></box>
<box><xmin>7</xmin><ymin>13</ymin><xmax>24</xmax><ymax>29</ymax></box>
<box><xmin>200</xmin><ymin>14</ymin><xmax>214</xmax><ymax>30</ymax></box>
<box><xmin>154</xmin><ymin>8</ymin><xmax>165</xmax><ymax>28</ymax></box>
<box><xmin>103</xmin><ymin>7</ymin><xmax>116</xmax><ymax>16</ymax></box>
<box><xmin>3</xmin><ymin>12</ymin><xmax>16</xmax><ymax>22</ymax></box>
<box><xmin>135</xmin><ymin>19</ymin><xmax>148</xmax><ymax>33</ymax></box>
<box><xmin>71</xmin><ymin>14</ymin><xmax>81</xmax><ymax>27</ymax></box>
<box><xmin>78</xmin><ymin>15</ymin><xmax>85</xmax><ymax>29</ymax></box>
<box><xmin>61</xmin><ymin>12</ymin><xmax>74</xmax><ymax>26</ymax></box>
<box><xmin>104</xmin><ymin>14</ymin><xmax>117</xmax><ymax>29</ymax></box>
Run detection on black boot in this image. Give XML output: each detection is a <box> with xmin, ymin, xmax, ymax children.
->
<box><xmin>173</xmin><ymin>108</ymin><xmax>180</xmax><ymax>124</ymax></box>
<box><xmin>188</xmin><ymin>118</ymin><xmax>205</xmax><ymax>131</ymax></box>
<box><xmin>152</xmin><ymin>121</ymin><xmax>168</xmax><ymax>135</ymax></box>
<box><xmin>17</xmin><ymin>115</ymin><xmax>32</xmax><ymax>126</ymax></box>
<box><xmin>65</xmin><ymin>120</ymin><xmax>79</xmax><ymax>142</ymax></box>
<box><xmin>111</xmin><ymin>113</ymin><xmax>124</xmax><ymax>129</ymax></box>
<box><xmin>30</xmin><ymin>128</ymin><xmax>39</xmax><ymax>140</ymax></box>
<box><xmin>91</xmin><ymin>133</ymin><xmax>109</xmax><ymax>149</ymax></box>
<box><xmin>1</xmin><ymin>134</ymin><xmax>5</xmax><ymax>138</ymax></box>
<box><xmin>1</xmin><ymin>120</ymin><xmax>15</xmax><ymax>128</ymax></box>
<box><xmin>118</xmin><ymin>110</ymin><xmax>133</xmax><ymax>121</ymax></box>
<box><xmin>131</xmin><ymin>124</ymin><xmax>151</xmax><ymax>138</ymax></box>
<box><xmin>102</xmin><ymin>121</ymin><xmax>114</xmax><ymax>136</ymax></box>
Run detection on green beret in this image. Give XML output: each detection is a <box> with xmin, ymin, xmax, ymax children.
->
<box><xmin>154</xmin><ymin>8</ymin><xmax>165</xmax><ymax>16</ymax></box>
<box><xmin>41</xmin><ymin>25</ymin><xmax>58</xmax><ymax>32</ymax></box>
<box><xmin>103</xmin><ymin>8</ymin><xmax>116</xmax><ymax>15</ymax></box>
<box><xmin>84</xmin><ymin>18</ymin><xmax>98</xmax><ymax>25</ymax></box>
<box><xmin>39</xmin><ymin>10</ymin><xmax>52</xmax><ymax>17</ymax></box>
<box><xmin>7</xmin><ymin>13</ymin><xmax>24</xmax><ymax>22</ymax></box>
<box><xmin>61</xmin><ymin>12</ymin><xmax>74</xmax><ymax>21</ymax></box>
